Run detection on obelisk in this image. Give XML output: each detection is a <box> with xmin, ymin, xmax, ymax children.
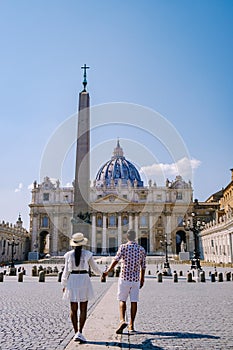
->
<box><xmin>72</xmin><ymin>64</ymin><xmax>90</xmax><ymax>239</ymax></box>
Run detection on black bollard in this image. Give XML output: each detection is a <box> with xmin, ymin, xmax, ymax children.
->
<box><xmin>200</xmin><ymin>271</ymin><xmax>205</xmax><ymax>282</ymax></box>
<box><xmin>0</xmin><ymin>272</ymin><xmax>4</xmax><ymax>282</ymax></box>
<box><xmin>187</xmin><ymin>272</ymin><xmax>192</xmax><ymax>283</ymax></box>
<box><xmin>218</xmin><ymin>272</ymin><xmax>223</xmax><ymax>282</ymax></box>
<box><xmin>18</xmin><ymin>271</ymin><xmax>24</xmax><ymax>282</ymax></box>
<box><xmin>173</xmin><ymin>272</ymin><xmax>178</xmax><ymax>283</ymax></box>
<box><xmin>39</xmin><ymin>270</ymin><xmax>45</xmax><ymax>282</ymax></box>
<box><xmin>157</xmin><ymin>272</ymin><xmax>163</xmax><ymax>283</ymax></box>
<box><xmin>58</xmin><ymin>271</ymin><xmax>62</xmax><ymax>282</ymax></box>
<box><xmin>226</xmin><ymin>272</ymin><xmax>231</xmax><ymax>282</ymax></box>
<box><xmin>32</xmin><ymin>266</ymin><xmax>38</xmax><ymax>277</ymax></box>
<box><xmin>115</xmin><ymin>266</ymin><xmax>121</xmax><ymax>277</ymax></box>
<box><xmin>211</xmin><ymin>273</ymin><xmax>216</xmax><ymax>282</ymax></box>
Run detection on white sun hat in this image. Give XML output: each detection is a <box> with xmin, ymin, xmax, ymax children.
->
<box><xmin>70</xmin><ymin>232</ymin><xmax>88</xmax><ymax>247</ymax></box>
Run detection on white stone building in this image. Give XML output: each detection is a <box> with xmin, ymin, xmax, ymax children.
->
<box><xmin>29</xmin><ymin>141</ymin><xmax>194</xmax><ymax>257</ymax></box>
<box><xmin>0</xmin><ymin>215</ymin><xmax>30</xmax><ymax>265</ymax></box>
<box><xmin>200</xmin><ymin>169</ymin><xmax>233</xmax><ymax>264</ymax></box>
<box><xmin>200</xmin><ymin>211</ymin><xmax>233</xmax><ymax>264</ymax></box>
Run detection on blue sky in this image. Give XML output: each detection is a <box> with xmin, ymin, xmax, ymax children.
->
<box><xmin>0</xmin><ymin>0</ymin><xmax>233</xmax><ymax>229</ymax></box>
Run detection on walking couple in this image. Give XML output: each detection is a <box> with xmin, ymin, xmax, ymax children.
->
<box><xmin>61</xmin><ymin>229</ymin><xmax>146</xmax><ymax>343</ymax></box>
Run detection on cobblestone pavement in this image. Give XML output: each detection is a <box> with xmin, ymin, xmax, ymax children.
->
<box><xmin>129</xmin><ymin>278</ymin><xmax>233</xmax><ymax>349</ymax></box>
<box><xmin>64</xmin><ymin>263</ymin><xmax>233</xmax><ymax>350</ymax></box>
<box><xmin>1</xmin><ymin>263</ymin><xmax>233</xmax><ymax>350</ymax></box>
<box><xmin>0</xmin><ymin>265</ymin><xmax>112</xmax><ymax>350</ymax></box>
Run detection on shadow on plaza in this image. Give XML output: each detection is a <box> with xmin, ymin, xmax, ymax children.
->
<box><xmin>85</xmin><ymin>331</ymin><xmax>220</xmax><ymax>349</ymax></box>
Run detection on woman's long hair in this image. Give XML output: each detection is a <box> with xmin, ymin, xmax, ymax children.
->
<box><xmin>74</xmin><ymin>246</ymin><xmax>82</xmax><ymax>267</ymax></box>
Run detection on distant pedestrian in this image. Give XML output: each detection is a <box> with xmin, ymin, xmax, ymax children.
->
<box><xmin>61</xmin><ymin>232</ymin><xmax>103</xmax><ymax>343</ymax></box>
<box><xmin>103</xmin><ymin>229</ymin><xmax>146</xmax><ymax>333</ymax></box>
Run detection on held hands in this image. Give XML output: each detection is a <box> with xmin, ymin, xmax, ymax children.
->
<box><xmin>101</xmin><ymin>271</ymin><xmax>107</xmax><ymax>282</ymax></box>
<box><xmin>102</xmin><ymin>271</ymin><xmax>108</xmax><ymax>278</ymax></box>
<box><xmin>140</xmin><ymin>278</ymin><xmax>144</xmax><ymax>289</ymax></box>
<box><xmin>101</xmin><ymin>266</ymin><xmax>109</xmax><ymax>281</ymax></box>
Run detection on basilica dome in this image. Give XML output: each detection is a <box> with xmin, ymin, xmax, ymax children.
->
<box><xmin>95</xmin><ymin>140</ymin><xmax>143</xmax><ymax>188</ymax></box>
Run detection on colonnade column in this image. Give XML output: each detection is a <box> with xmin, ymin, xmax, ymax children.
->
<box><xmin>220</xmin><ymin>234</ymin><xmax>224</xmax><ymax>263</ymax></box>
<box><xmin>91</xmin><ymin>213</ymin><xmax>96</xmax><ymax>253</ymax></box>
<box><xmin>102</xmin><ymin>214</ymin><xmax>107</xmax><ymax>254</ymax></box>
<box><xmin>229</xmin><ymin>232</ymin><xmax>233</xmax><ymax>264</ymax></box>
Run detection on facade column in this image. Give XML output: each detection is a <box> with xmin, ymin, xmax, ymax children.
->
<box><xmin>91</xmin><ymin>213</ymin><xmax>96</xmax><ymax>253</ymax></box>
<box><xmin>31</xmin><ymin>214</ymin><xmax>39</xmax><ymax>252</ymax></box>
<box><xmin>165</xmin><ymin>214</ymin><xmax>172</xmax><ymax>254</ymax></box>
<box><xmin>149</xmin><ymin>213</ymin><xmax>154</xmax><ymax>253</ymax></box>
<box><xmin>129</xmin><ymin>213</ymin><xmax>133</xmax><ymax>230</ymax></box>
<box><xmin>17</xmin><ymin>241</ymin><xmax>22</xmax><ymax>261</ymax></box>
<box><xmin>134</xmin><ymin>214</ymin><xmax>139</xmax><ymax>242</ymax></box>
<box><xmin>118</xmin><ymin>214</ymin><xmax>122</xmax><ymax>247</ymax></box>
<box><xmin>52</xmin><ymin>215</ymin><xmax>58</xmax><ymax>255</ymax></box>
<box><xmin>102</xmin><ymin>214</ymin><xmax>107</xmax><ymax>254</ymax></box>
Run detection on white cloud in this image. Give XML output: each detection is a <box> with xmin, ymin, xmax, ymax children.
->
<box><xmin>15</xmin><ymin>182</ymin><xmax>23</xmax><ymax>193</ymax></box>
<box><xmin>140</xmin><ymin>157</ymin><xmax>201</xmax><ymax>184</ymax></box>
<box><xmin>28</xmin><ymin>183</ymin><xmax>34</xmax><ymax>190</ymax></box>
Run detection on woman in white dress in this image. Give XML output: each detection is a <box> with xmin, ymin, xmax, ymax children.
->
<box><xmin>61</xmin><ymin>232</ymin><xmax>103</xmax><ymax>343</ymax></box>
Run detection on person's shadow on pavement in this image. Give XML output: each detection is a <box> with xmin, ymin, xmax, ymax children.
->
<box><xmin>84</xmin><ymin>331</ymin><xmax>220</xmax><ymax>349</ymax></box>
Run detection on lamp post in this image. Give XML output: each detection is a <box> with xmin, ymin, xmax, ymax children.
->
<box><xmin>183</xmin><ymin>212</ymin><xmax>205</xmax><ymax>270</ymax></box>
<box><xmin>8</xmin><ymin>237</ymin><xmax>19</xmax><ymax>271</ymax></box>
<box><xmin>160</xmin><ymin>233</ymin><xmax>172</xmax><ymax>276</ymax></box>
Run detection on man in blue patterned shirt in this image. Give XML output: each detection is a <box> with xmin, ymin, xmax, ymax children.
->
<box><xmin>104</xmin><ymin>229</ymin><xmax>146</xmax><ymax>334</ymax></box>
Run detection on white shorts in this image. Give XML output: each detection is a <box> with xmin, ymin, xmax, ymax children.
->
<box><xmin>117</xmin><ymin>279</ymin><xmax>140</xmax><ymax>302</ymax></box>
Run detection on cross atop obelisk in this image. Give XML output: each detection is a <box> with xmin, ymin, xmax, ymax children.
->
<box><xmin>81</xmin><ymin>64</ymin><xmax>90</xmax><ymax>92</ymax></box>
<box><xmin>72</xmin><ymin>65</ymin><xmax>91</xmax><ymax>240</ymax></box>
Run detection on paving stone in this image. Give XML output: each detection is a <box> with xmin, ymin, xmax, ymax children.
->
<box><xmin>1</xmin><ymin>263</ymin><xmax>233</xmax><ymax>349</ymax></box>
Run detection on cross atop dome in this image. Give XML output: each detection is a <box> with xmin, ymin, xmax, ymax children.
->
<box><xmin>113</xmin><ymin>138</ymin><xmax>124</xmax><ymax>158</ymax></box>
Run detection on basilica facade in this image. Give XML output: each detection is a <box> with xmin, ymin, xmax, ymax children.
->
<box><xmin>29</xmin><ymin>140</ymin><xmax>195</xmax><ymax>257</ymax></box>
